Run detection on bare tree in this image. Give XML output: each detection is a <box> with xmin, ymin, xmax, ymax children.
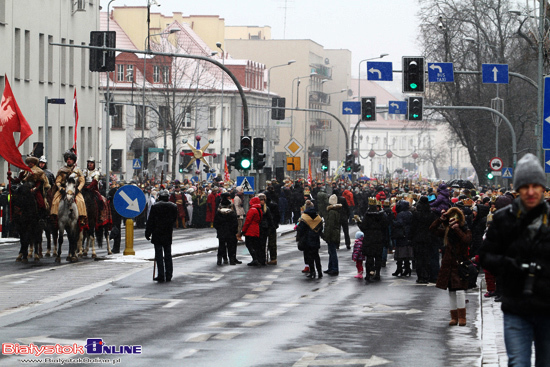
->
<box><xmin>418</xmin><ymin>0</ymin><xmax>540</xmax><ymax>185</ymax></box>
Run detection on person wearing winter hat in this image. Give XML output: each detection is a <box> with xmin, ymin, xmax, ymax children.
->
<box><xmin>213</xmin><ymin>193</ymin><xmax>241</xmax><ymax>265</ymax></box>
<box><xmin>323</xmin><ymin>194</ymin><xmax>342</xmax><ymax>275</ymax></box>
<box><xmin>241</xmin><ymin>196</ymin><xmax>263</xmax><ymax>266</ymax></box>
<box><xmin>352</xmin><ymin>231</ymin><xmax>366</xmax><ymax>278</ymax></box>
<box><xmin>480</xmin><ymin>153</ymin><xmax>550</xmax><ymax>366</ymax></box>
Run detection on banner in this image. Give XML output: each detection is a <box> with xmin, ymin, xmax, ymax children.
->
<box><xmin>72</xmin><ymin>88</ymin><xmax>79</xmax><ymax>153</ymax></box>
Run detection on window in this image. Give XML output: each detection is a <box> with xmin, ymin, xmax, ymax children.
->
<box><xmin>126</xmin><ymin>65</ymin><xmax>134</xmax><ymax>82</ymax></box>
<box><xmin>81</xmin><ymin>42</ymin><xmax>86</xmax><ymax>87</ymax></box>
<box><xmin>48</xmin><ymin>35</ymin><xmax>53</xmax><ymax>83</ymax></box>
<box><xmin>159</xmin><ymin>105</ymin><xmax>169</xmax><ymax>130</ymax></box>
<box><xmin>153</xmin><ymin>66</ymin><xmax>160</xmax><ymax>83</ymax></box>
<box><xmin>162</xmin><ymin>66</ymin><xmax>169</xmax><ymax>83</ymax></box>
<box><xmin>209</xmin><ymin>107</ymin><xmax>216</xmax><ymax>129</ymax></box>
<box><xmin>0</xmin><ymin>0</ymin><xmax>6</xmax><ymax>24</ymax></box>
<box><xmin>69</xmin><ymin>40</ymin><xmax>74</xmax><ymax>86</ymax></box>
<box><xmin>14</xmin><ymin>28</ymin><xmax>21</xmax><ymax>79</ymax></box>
<box><xmin>117</xmin><ymin>64</ymin><xmax>124</xmax><ymax>82</ymax></box>
<box><xmin>24</xmin><ymin>30</ymin><xmax>30</xmax><ymax>81</ymax></box>
<box><xmin>111</xmin><ymin>149</ymin><xmax>122</xmax><ymax>172</ymax></box>
<box><xmin>112</xmin><ymin>105</ymin><xmax>123</xmax><ymax>128</ymax></box>
<box><xmin>39</xmin><ymin>34</ymin><xmax>45</xmax><ymax>82</ymax></box>
<box><xmin>136</xmin><ymin>106</ymin><xmax>147</xmax><ymax>129</ymax></box>
<box><xmin>183</xmin><ymin>106</ymin><xmax>192</xmax><ymax>128</ymax></box>
<box><xmin>61</xmin><ymin>38</ymin><xmax>67</xmax><ymax>85</ymax></box>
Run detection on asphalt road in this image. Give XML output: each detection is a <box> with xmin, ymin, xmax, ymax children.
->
<box><xmin>0</xmin><ymin>225</ymin><xmax>483</xmax><ymax>367</ymax></box>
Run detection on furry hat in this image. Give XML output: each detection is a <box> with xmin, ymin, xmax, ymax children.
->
<box><xmin>220</xmin><ymin>192</ymin><xmax>232</xmax><ymax>207</ymax></box>
<box><xmin>355</xmin><ymin>231</ymin><xmax>364</xmax><ymax>239</ymax></box>
<box><xmin>25</xmin><ymin>156</ymin><xmax>39</xmax><ymax>166</ymax></box>
<box><xmin>328</xmin><ymin>194</ymin><xmax>338</xmax><ymax>205</ymax></box>
<box><xmin>513</xmin><ymin>153</ymin><xmax>546</xmax><ymax>190</ymax></box>
<box><xmin>305</xmin><ymin>200</ymin><xmax>314</xmax><ymax>209</ymax></box>
<box><xmin>445</xmin><ymin>207</ymin><xmax>465</xmax><ymax>226</ymax></box>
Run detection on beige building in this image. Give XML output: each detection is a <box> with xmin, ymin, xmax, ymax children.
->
<box><xmin>0</xmin><ymin>0</ymin><xmax>100</xmax><ymax>178</ymax></box>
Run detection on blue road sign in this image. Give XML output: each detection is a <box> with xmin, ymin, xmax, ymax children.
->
<box><xmin>543</xmin><ymin>76</ymin><xmax>550</xmax><ymax>149</ymax></box>
<box><xmin>546</xmin><ymin>151</ymin><xmax>550</xmax><ymax>174</ymax></box>
<box><xmin>191</xmin><ymin>176</ymin><xmax>199</xmax><ymax>183</ymax></box>
<box><xmin>47</xmin><ymin>98</ymin><xmax>66</xmax><ymax>104</ymax></box>
<box><xmin>132</xmin><ymin>159</ymin><xmax>142</xmax><ymax>170</ymax></box>
<box><xmin>428</xmin><ymin>62</ymin><xmax>454</xmax><ymax>82</ymax></box>
<box><xmin>366</xmin><ymin>61</ymin><xmax>393</xmax><ymax>81</ymax></box>
<box><xmin>342</xmin><ymin>101</ymin><xmax>361</xmax><ymax>115</ymax></box>
<box><xmin>482</xmin><ymin>64</ymin><xmax>509</xmax><ymax>84</ymax></box>
<box><xmin>236</xmin><ymin>176</ymin><xmax>255</xmax><ymax>194</ymax></box>
<box><xmin>113</xmin><ymin>184</ymin><xmax>146</xmax><ymax>218</ymax></box>
<box><xmin>388</xmin><ymin>101</ymin><xmax>408</xmax><ymax>115</ymax></box>
<box><xmin>206</xmin><ymin>173</ymin><xmax>217</xmax><ymax>182</ymax></box>
<box><xmin>501</xmin><ymin>167</ymin><xmax>513</xmax><ymax>179</ymax></box>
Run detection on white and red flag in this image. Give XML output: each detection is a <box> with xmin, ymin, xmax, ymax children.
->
<box><xmin>72</xmin><ymin>88</ymin><xmax>79</xmax><ymax>153</ymax></box>
<box><xmin>0</xmin><ymin>75</ymin><xmax>33</xmax><ymax>171</ymax></box>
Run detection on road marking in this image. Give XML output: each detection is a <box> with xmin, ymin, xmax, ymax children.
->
<box><xmin>243</xmin><ymin>294</ymin><xmax>258</xmax><ymax>299</ymax></box>
<box><xmin>124</xmin><ymin>296</ymin><xmax>183</xmax><ymax>308</ymax></box>
<box><xmin>253</xmin><ymin>287</ymin><xmax>268</xmax><ymax>292</ymax></box>
<box><xmin>207</xmin><ymin>322</ymin><xmax>227</xmax><ymax>328</ymax></box>
<box><xmin>264</xmin><ymin>309</ymin><xmax>288</xmax><ymax>317</ymax></box>
<box><xmin>220</xmin><ymin>311</ymin><xmax>239</xmax><ymax>317</ymax></box>
<box><xmin>185</xmin><ymin>272</ymin><xmax>223</xmax><ymax>282</ymax></box>
<box><xmin>172</xmin><ymin>348</ymin><xmax>199</xmax><ymax>359</ymax></box>
<box><xmin>230</xmin><ymin>302</ymin><xmax>250</xmax><ymax>308</ymax></box>
<box><xmin>260</xmin><ymin>281</ymin><xmax>273</xmax><ymax>286</ymax></box>
<box><xmin>186</xmin><ymin>333</ymin><xmax>213</xmax><ymax>342</ymax></box>
<box><xmin>212</xmin><ymin>332</ymin><xmax>241</xmax><ymax>340</ymax></box>
<box><xmin>288</xmin><ymin>344</ymin><xmax>391</xmax><ymax>366</ymax></box>
<box><xmin>264</xmin><ymin>274</ymin><xmax>279</xmax><ymax>279</ymax></box>
<box><xmin>241</xmin><ymin>320</ymin><xmax>267</xmax><ymax>327</ymax></box>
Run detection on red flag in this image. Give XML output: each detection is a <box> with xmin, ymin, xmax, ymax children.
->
<box><xmin>0</xmin><ymin>76</ymin><xmax>33</xmax><ymax>171</ymax></box>
<box><xmin>307</xmin><ymin>158</ymin><xmax>312</xmax><ymax>186</ymax></box>
<box><xmin>72</xmin><ymin>88</ymin><xmax>79</xmax><ymax>153</ymax></box>
<box><xmin>224</xmin><ymin>157</ymin><xmax>230</xmax><ymax>183</ymax></box>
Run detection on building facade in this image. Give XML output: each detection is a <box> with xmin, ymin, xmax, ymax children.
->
<box><xmin>0</xmin><ymin>0</ymin><xmax>100</xmax><ymax>177</ymax></box>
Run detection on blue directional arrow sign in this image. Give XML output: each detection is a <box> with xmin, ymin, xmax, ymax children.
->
<box><xmin>388</xmin><ymin>101</ymin><xmax>407</xmax><ymax>115</ymax></box>
<box><xmin>482</xmin><ymin>64</ymin><xmax>509</xmax><ymax>84</ymax></box>
<box><xmin>366</xmin><ymin>61</ymin><xmax>393</xmax><ymax>81</ymax></box>
<box><xmin>546</xmin><ymin>151</ymin><xmax>550</xmax><ymax>174</ymax></box>
<box><xmin>132</xmin><ymin>158</ymin><xmax>142</xmax><ymax>170</ymax></box>
<box><xmin>543</xmin><ymin>76</ymin><xmax>550</xmax><ymax>149</ymax></box>
<box><xmin>428</xmin><ymin>62</ymin><xmax>454</xmax><ymax>82</ymax></box>
<box><xmin>236</xmin><ymin>176</ymin><xmax>255</xmax><ymax>194</ymax></box>
<box><xmin>342</xmin><ymin>101</ymin><xmax>361</xmax><ymax>115</ymax></box>
<box><xmin>501</xmin><ymin>167</ymin><xmax>513</xmax><ymax>179</ymax></box>
<box><xmin>113</xmin><ymin>184</ymin><xmax>146</xmax><ymax>218</ymax></box>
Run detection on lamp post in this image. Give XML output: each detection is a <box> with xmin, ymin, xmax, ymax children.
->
<box><xmin>105</xmin><ymin>0</ymin><xmax>116</xmax><ymax>187</ymax></box>
<box><xmin>141</xmin><ymin>28</ymin><xmax>180</xmax><ymax>181</ymax></box>
<box><xmin>266</xmin><ymin>60</ymin><xmax>295</xmax><ymax>167</ymax></box>
<box><xmin>216</xmin><ymin>42</ymin><xmax>225</xmax><ymax>175</ymax></box>
<box><xmin>290</xmin><ymin>72</ymin><xmax>316</xmax><ymax>139</ymax></box>
<box><xmin>304</xmin><ymin>79</ymin><xmax>328</xmax><ymax>170</ymax></box>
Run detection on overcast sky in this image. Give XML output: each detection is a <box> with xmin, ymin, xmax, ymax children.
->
<box><xmin>104</xmin><ymin>0</ymin><xmax>422</xmax><ymax>77</ymax></box>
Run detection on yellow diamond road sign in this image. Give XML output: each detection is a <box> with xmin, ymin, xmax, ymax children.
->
<box><xmin>284</xmin><ymin>138</ymin><xmax>303</xmax><ymax>157</ymax></box>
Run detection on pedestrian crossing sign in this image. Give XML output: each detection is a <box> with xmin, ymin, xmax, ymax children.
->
<box><xmin>236</xmin><ymin>176</ymin><xmax>255</xmax><ymax>194</ymax></box>
<box><xmin>501</xmin><ymin>167</ymin><xmax>513</xmax><ymax>179</ymax></box>
<box><xmin>132</xmin><ymin>159</ymin><xmax>142</xmax><ymax>170</ymax></box>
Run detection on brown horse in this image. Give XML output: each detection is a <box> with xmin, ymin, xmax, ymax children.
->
<box><xmin>11</xmin><ymin>183</ymin><xmax>42</xmax><ymax>263</ymax></box>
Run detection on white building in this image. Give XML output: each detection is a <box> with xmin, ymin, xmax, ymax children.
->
<box><xmin>0</xmin><ymin>0</ymin><xmax>101</xmax><ymax>177</ymax></box>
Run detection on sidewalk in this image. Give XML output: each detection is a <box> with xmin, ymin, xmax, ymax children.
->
<box><xmin>480</xmin><ymin>280</ymin><xmax>508</xmax><ymax>366</ymax></box>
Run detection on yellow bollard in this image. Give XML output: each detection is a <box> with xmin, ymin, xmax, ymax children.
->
<box><xmin>123</xmin><ymin>218</ymin><xmax>135</xmax><ymax>255</ymax></box>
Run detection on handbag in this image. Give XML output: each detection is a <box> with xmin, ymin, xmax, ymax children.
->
<box><xmin>457</xmin><ymin>259</ymin><xmax>478</xmax><ymax>281</ymax></box>
<box><xmin>296</xmin><ymin>233</ymin><xmax>306</xmax><ymax>251</ymax></box>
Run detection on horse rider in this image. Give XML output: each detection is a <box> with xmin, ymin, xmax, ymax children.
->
<box><xmin>38</xmin><ymin>156</ymin><xmax>55</xmax><ymax>188</ymax></box>
<box><xmin>83</xmin><ymin>156</ymin><xmax>110</xmax><ymax>227</ymax></box>
<box><xmin>10</xmin><ymin>155</ymin><xmax>51</xmax><ymax>223</ymax></box>
<box><xmin>50</xmin><ymin>149</ymin><xmax>88</xmax><ymax>230</ymax></box>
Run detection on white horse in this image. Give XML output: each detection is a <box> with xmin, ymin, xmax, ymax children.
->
<box><xmin>55</xmin><ymin>174</ymin><xmax>80</xmax><ymax>263</ymax></box>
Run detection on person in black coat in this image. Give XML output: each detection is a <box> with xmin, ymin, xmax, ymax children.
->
<box><xmin>297</xmin><ymin>201</ymin><xmax>323</xmax><ymax>278</ymax></box>
<box><xmin>213</xmin><ymin>192</ymin><xmax>241</xmax><ymax>265</ymax></box>
<box><xmin>108</xmin><ymin>185</ymin><xmax>122</xmax><ymax>253</ymax></box>
<box><xmin>265</xmin><ymin>191</ymin><xmax>281</xmax><ymax>265</ymax></box>
<box><xmin>257</xmin><ymin>193</ymin><xmax>274</xmax><ymax>266</ymax></box>
<box><xmin>334</xmin><ymin>189</ymin><xmax>351</xmax><ymax>249</ymax></box>
<box><xmin>290</xmin><ymin>183</ymin><xmax>305</xmax><ymax>224</ymax></box>
<box><xmin>410</xmin><ymin>196</ymin><xmax>438</xmax><ymax>284</ymax></box>
<box><xmin>392</xmin><ymin>200</ymin><xmax>413</xmax><ymax>277</ymax></box>
<box><xmin>145</xmin><ymin>189</ymin><xmax>178</xmax><ymax>283</ymax></box>
<box><xmin>357</xmin><ymin>198</ymin><xmax>388</xmax><ymax>281</ymax></box>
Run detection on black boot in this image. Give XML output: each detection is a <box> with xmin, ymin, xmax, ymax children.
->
<box><xmin>373</xmin><ymin>269</ymin><xmax>381</xmax><ymax>280</ymax></box>
<box><xmin>403</xmin><ymin>261</ymin><xmax>412</xmax><ymax>277</ymax></box>
<box><xmin>392</xmin><ymin>267</ymin><xmax>403</xmax><ymax>277</ymax></box>
<box><xmin>217</xmin><ymin>257</ymin><xmax>222</xmax><ymax>266</ymax></box>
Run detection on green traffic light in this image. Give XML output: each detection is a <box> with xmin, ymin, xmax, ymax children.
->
<box><xmin>241</xmin><ymin>159</ymin><xmax>251</xmax><ymax>170</ymax></box>
<box><xmin>487</xmin><ymin>172</ymin><xmax>494</xmax><ymax>180</ymax></box>
<box><xmin>410</xmin><ymin>83</ymin><xmax>418</xmax><ymax>89</ymax></box>
<box><xmin>366</xmin><ymin>115</ymin><xmax>371</xmax><ymax>118</ymax></box>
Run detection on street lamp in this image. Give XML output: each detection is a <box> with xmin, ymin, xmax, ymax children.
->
<box><xmin>304</xmin><ymin>79</ymin><xmax>328</xmax><ymax>168</ymax></box>
<box><xmin>290</xmin><ymin>72</ymin><xmax>317</xmax><ymax>139</ymax></box>
<box><xmin>216</xmin><ymin>42</ymin><xmax>225</xmax><ymax>174</ymax></box>
<box><xmin>141</xmin><ymin>28</ymin><xmax>180</xmax><ymax>181</ymax></box>
<box><xmin>105</xmin><ymin>0</ymin><xmax>116</xmax><ymax>188</ymax></box>
<box><xmin>266</xmin><ymin>60</ymin><xmax>295</xmax><ymax>167</ymax></box>
<box><xmin>357</xmin><ymin>54</ymin><xmax>388</xmax><ymax>101</ymax></box>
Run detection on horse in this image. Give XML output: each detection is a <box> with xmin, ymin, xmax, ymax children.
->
<box><xmin>10</xmin><ymin>182</ymin><xmax>42</xmax><ymax>263</ymax></box>
<box><xmin>43</xmin><ymin>183</ymin><xmax>58</xmax><ymax>257</ymax></box>
<box><xmin>56</xmin><ymin>175</ymin><xmax>80</xmax><ymax>263</ymax></box>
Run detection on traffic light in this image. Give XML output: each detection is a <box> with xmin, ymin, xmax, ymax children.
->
<box><xmin>320</xmin><ymin>149</ymin><xmax>329</xmax><ymax>172</ymax></box>
<box><xmin>271</xmin><ymin>97</ymin><xmax>286</xmax><ymax>120</ymax></box>
<box><xmin>253</xmin><ymin>137</ymin><xmax>266</xmax><ymax>170</ymax></box>
<box><xmin>89</xmin><ymin>31</ymin><xmax>116</xmax><ymax>72</ymax></box>
<box><xmin>486</xmin><ymin>170</ymin><xmax>494</xmax><ymax>180</ymax></box>
<box><xmin>239</xmin><ymin>136</ymin><xmax>252</xmax><ymax>170</ymax></box>
<box><xmin>407</xmin><ymin>96</ymin><xmax>424</xmax><ymax>121</ymax></box>
<box><xmin>179</xmin><ymin>162</ymin><xmax>184</xmax><ymax>173</ymax></box>
<box><xmin>361</xmin><ymin>97</ymin><xmax>376</xmax><ymax>121</ymax></box>
<box><xmin>345</xmin><ymin>154</ymin><xmax>354</xmax><ymax>172</ymax></box>
<box><xmin>228</xmin><ymin>151</ymin><xmax>239</xmax><ymax>173</ymax></box>
<box><xmin>353</xmin><ymin>162</ymin><xmax>361</xmax><ymax>172</ymax></box>
<box><xmin>402</xmin><ymin>57</ymin><xmax>425</xmax><ymax>93</ymax></box>
<box><xmin>203</xmin><ymin>165</ymin><xmax>210</xmax><ymax>174</ymax></box>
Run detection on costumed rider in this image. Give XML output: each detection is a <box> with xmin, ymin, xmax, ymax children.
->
<box><xmin>83</xmin><ymin>156</ymin><xmax>110</xmax><ymax>228</ymax></box>
<box><xmin>38</xmin><ymin>156</ymin><xmax>55</xmax><ymax>188</ymax></box>
<box><xmin>50</xmin><ymin>149</ymin><xmax>88</xmax><ymax>230</ymax></box>
<box><xmin>11</xmin><ymin>155</ymin><xmax>51</xmax><ymax>223</ymax></box>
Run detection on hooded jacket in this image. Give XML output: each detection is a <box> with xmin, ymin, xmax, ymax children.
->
<box><xmin>430</xmin><ymin>183</ymin><xmax>450</xmax><ymax>214</ymax></box>
<box><xmin>324</xmin><ymin>194</ymin><xmax>342</xmax><ymax>244</ymax></box>
<box><xmin>242</xmin><ymin>196</ymin><xmax>262</xmax><ymax>238</ymax></box>
<box><xmin>297</xmin><ymin>207</ymin><xmax>323</xmax><ymax>250</ymax></box>
<box><xmin>358</xmin><ymin>205</ymin><xmax>388</xmax><ymax>255</ymax></box>
<box><xmin>213</xmin><ymin>202</ymin><xmax>238</xmax><ymax>239</ymax></box>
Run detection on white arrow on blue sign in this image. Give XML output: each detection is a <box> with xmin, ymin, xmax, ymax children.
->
<box><xmin>543</xmin><ymin>76</ymin><xmax>550</xmax><ymax>149</ymax></box>
<box><xmin>366</xmin><ymin>61</ymin><xmax>393</xmax><ymax>81</ymax></box>
<box><xmin>546</xmin><ymin>151</ymin><xmax>550</xmax><ymax>174</ymax></box>
<box><xmin>342</xmin><ymin>101</ymin><xmax>361</xmax><ymax>115</ymax></box>
<box><xmin>428</xmin><ymin>62</ymin><xmax>454</xmax><ymax>82</ymax></box>
<box><xmin>482</xmin><ymin>64</ymin><xmax>509</xmax><ymax>84</ymax></box>
<box><xmin>113</xmin><ymin>184</ymin><xmax>146</xmax><ymax>218</ymax></box>
<box><xmin>388</xmin><ymin>101</ymin><xmax>408</xmax><ymax>115</ymax></box>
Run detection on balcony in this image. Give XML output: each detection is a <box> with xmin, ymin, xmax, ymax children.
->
<box><xmin>309</xmin><ymin>91</ymin><xmax>330</xmax><ymax>105</ymax></box>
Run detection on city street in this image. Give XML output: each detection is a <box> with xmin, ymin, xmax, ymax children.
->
<box><xmin>0</xmin><ymin>226</ymin><xmax>491</xmax><ymax>367</ymax></box>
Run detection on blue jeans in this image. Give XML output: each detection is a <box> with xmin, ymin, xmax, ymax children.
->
<box><xmin>327</xmin><ymin>242</ymin><xmax>339</xmax><ymax>272</ymax></box>
<box><xmin>503</xmin><ymin>312</ymin><xmax>550</xmax><ymax>367</ymax></box>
